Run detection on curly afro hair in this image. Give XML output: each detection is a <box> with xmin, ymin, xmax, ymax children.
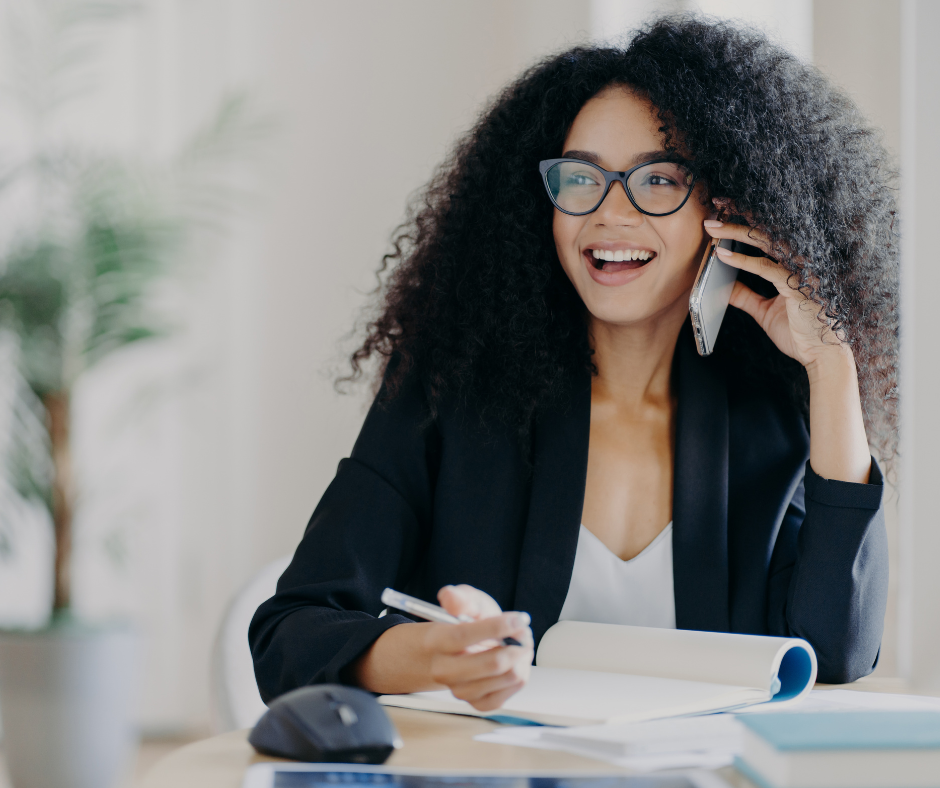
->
<box><xmin>347</xmin><ymin>14</ymin><xmax>900</xmax><ymax>459</ymax></box>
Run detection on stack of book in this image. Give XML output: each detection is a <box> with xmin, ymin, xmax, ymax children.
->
<box><xmin>735</xmin><ymin>711</ymin><xmax>940</xmax><ymax>788</ymax></box>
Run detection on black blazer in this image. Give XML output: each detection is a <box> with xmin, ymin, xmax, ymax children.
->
<box><xmin>250</xmin><ymin>327</ymin><xmax>889</xmax><ymax>702</ymax></box>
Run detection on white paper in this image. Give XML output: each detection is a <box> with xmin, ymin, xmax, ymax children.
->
<box><xmin>474</xmin><ymin>722</ymin><xmax>738</xmax><ymax>772</ymax></box>
<box><xmin>380</xmin><ymin>622</ymin><xmax>817</xmax><ymax>725</ymax></box>
<box><xmin>381</xmin><ymin>666</ymin><xmax>768</xmax><ymax>726</ymax></box>
<box><xmin>472</xmin><ymin>688</ymin><xmax>940</xmax><ymax>772</ymax></box>
<box><xmin>736</xmin><ymin>688</ymin><xmax>940</xmax><ymax>714</ymax></box>
<box><xmin>543</xmin><ymin>715</ymin><xmax>743</xmax><ymax>756</ymax></box>
<box><xmin>537</xmin><ymin>621</ymin><xmax>816</xmax><ymax>701</ymax></box>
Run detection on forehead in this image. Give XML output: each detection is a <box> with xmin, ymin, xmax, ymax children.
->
<box><xmin>563</xmin><ymin>87</ymin><xmax>664</xmax><ymax>169</ymax></box>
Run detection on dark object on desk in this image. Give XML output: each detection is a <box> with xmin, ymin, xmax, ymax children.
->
<box><xmin>249</xmin><ymin>684</ymin><xmax>402</xmax><ymax>764</ymax></box>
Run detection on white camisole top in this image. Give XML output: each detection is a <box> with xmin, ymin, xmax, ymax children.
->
<box><xmin>557</xmin><ymin>522</ymin><xmax>676</xmax><ymax>629</ymax></box>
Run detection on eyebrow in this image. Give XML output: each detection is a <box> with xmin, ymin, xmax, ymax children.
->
<box><xmin>561</xmin><ymin>149</ymin><xmax>670</xmax><ymax>170</ymax></box>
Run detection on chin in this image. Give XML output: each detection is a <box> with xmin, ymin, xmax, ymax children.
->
<box><xmin>579</xmin><ymin>283</ymin><xmax>693</xmax><ymax>330</ymax></box>
<box><xmin>583</xmin><ymin>300</ymin><xmax>663</xmax><ymax>328</ymax></box>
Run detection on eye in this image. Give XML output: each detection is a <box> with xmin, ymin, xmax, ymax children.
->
<box><xmin>630</xmin><ymin>161</ymin><xmax>693</xmax><ymax>191</ymax></box>
<box><xmin>644</xmin><ymin>173</ymin><xmax>680</xmax><ymax>187</ymax></box>
<box><xmin>564</xmin><ymin>170</ymin><xmax>602</xmax><ymax>187</ymax></box>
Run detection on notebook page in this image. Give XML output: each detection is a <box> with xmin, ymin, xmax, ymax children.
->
<box><xmin>379</xmin><ymin>665</ymin><xmax>769</xmax><ymax>726</ymax></box>
<box><xmin>537</xmin><ymin>621</ymin><xmax>816</xmax><ymax>700</ymax></box>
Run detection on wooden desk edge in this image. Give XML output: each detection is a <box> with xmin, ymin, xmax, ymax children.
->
<box><xmin>139</xmin><ymin>707</ymin><xmax>754</xmax><ymax>788</ymax></box>
<box><xmin>142</xmin><ymin>679</ymin><xmax>939</xmax><ymax>788</ymax></box>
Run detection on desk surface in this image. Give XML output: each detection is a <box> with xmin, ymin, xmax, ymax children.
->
<box><xmin>139</xmin><ymin>707</ymin><xmax>752</xmax><ymax>788</ymax></box>
<box><xmin>139</xmin><ymin>678</ymin><xmax>921</xmax><ymax>788</ymax></box>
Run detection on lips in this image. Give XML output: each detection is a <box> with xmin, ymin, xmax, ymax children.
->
<box><xmin>583</xmin><ymin>248</ymin><xmax>656</xmax><ymax>273</ymax></box>
<box><xmin>581</xmin><ymin>246</ymin><xmax>657</xmax><ymax>287</ymax></box>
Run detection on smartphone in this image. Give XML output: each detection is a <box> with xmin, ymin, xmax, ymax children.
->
<box><xmin>689</xmin><ymin>236</ymin><xmax>738</xmax><ymax>357</ymax></box>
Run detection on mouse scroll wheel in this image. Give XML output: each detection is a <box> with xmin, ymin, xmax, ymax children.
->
<box><xmin>334</xmin><ymin>703</ymin><xmax>359</xmax><ymax>726</ymax></box>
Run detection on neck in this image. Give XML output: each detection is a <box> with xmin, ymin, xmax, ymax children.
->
<box><xmin>589</xmin><ymin>301</ymin><xmax>688</xmax><ymax>410</ymax></box>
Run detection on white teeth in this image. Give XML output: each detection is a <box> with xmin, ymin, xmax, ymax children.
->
<box><xmin>589</xmin><ymin>248</ymin><xmax>655</xmax><ymax>262</ymax></box>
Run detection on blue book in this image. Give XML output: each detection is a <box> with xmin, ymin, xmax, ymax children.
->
<box><xmin>736</xmin><ymin>711</ymin><xmax>940</xmax><ymax>788</ymax></box>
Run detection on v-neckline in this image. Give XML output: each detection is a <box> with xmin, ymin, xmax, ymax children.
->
<box><xmin>512</xmin><ymin>321</ymin><xmax>731</xmax><ymax>643</ymax></box>
<box><xmin>578</xmin><ymin>521</ymin><xmax>674</xmax><ymax>566</ymax></box>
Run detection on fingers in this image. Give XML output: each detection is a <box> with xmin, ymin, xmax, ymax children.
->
<box><xmin>427</xmin><ymin>584</ymin><xmax>534</xmax><ymax>713</ymax></box>
<box><xmin>468</xmin><ymin>681</ymin><xmax>527</xmax><ymax>712</ymax></box>
<box><xmin>434</xmin><ymin>641</ymin><xmax>531</xmax><ymax>687</ymax></box>
<box><xmin>729</xmin><ymin>279</ymin><xmax>776</xmax><ymax>324</ymax></box>
<box><xmin>438</xmin><ymin>584</ymin><xmax>502</xmax><ymax>621</ymax></box>
<box><xmin>712</xmin><ymin>243</ymin><xmax>795</xmax><ymax>294</ymax></box>
<box><xmin>426</xmin><ymin>610</ymin><xmax>532</xmax><ymax>655</ymax></box>
<box><xmin>703</xmin><ymin>215</ymin><xmax>776</xmax><ymax>259</ymax></box>
<box><xmin>430</xmin><ymin>639</ymin><xmax>533</xmax><ymax>710</ymax></box>
<box><xmin>454</xmin><ymin>667</ymin><xmax>529</xmax><ymax>712</ymax></box>
<box><xmin>450</xmin><ymin>670</ymin><xmax>525</xmax><ymax>707</ymax></box>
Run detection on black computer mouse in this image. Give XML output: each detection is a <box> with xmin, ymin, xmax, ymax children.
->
<box><xmin>249</xmin><ymin>684</ymin><xmax>402</xmax><ymax>764</ymax></box>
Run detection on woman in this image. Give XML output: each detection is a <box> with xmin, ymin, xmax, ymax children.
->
<box><xmin>250</xmin><ymin>16</ymin><xmax>897</xmax><ymax>711</ymax></box>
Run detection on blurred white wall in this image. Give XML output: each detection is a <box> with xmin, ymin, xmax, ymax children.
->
<box><xmin>591</xmin><ymin>0</ymin><xmax>812</xmax><ymax>59</ymax></box>
<box><xmin>689</xmin><ymin>0</ymin><xmax>813</xmax><ymax>60</ymax></box>
<box><xmin>590</xmin><ymin>0</ymin><xmax>681</xmax><ymax>41</ymax></box>
<box><xmin>899</xmin><ymin>0</ymin><xmax>940</xmax><ymax>693</ymax></box>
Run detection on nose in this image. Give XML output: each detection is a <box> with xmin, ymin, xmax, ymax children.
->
<box><xmin>594</xmin><ymin>180</ymin><xmax>643</xmax><ymax>226</ymax></box>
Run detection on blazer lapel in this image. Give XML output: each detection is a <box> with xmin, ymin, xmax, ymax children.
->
<box><xmin>672</xmin><ymin>328</ymin><xmax>731</xmax><ymax>632</ymax></box>
<box><xmin>512</xmin><ymin>368</ymin><xmax>592</xmax><ymax>647</ymax></box>
<box><xmin>513</xmin><ymin>328</ymin><xmax>730</xmax><ymax>642</ymax></box>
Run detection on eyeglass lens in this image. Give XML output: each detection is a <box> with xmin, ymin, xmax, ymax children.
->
<box><xmin>545</xmin><ymin>160</ymin><xmax>694</xmax><ymax>215</ymax></box>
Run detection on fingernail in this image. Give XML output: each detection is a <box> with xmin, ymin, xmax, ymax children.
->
<box><xmin>510</xmin><ymin>612</ymin><xmax>531</xmax><ymax>628</ymax></box>
<box><xmin>703</xmin><ymin>219</ymin><xmax>723</xmax><ymax>228</ymax></box>
<box><xmin>715</xmin><ymin>246</ymin><xmax>732</xmax><ymax>258</ymax></box>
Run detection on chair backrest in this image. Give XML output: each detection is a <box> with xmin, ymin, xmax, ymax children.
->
<box><xmin>210</xmin><ymin>555</ymin><xmax>292</xmax><ymax>732</ymax></box>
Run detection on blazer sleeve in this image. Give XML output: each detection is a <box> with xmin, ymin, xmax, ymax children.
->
<box><xmin>248</xmin><ymin>367</ymin><xmax>438</xmax><ymax>702</ymax></box>
<box><xmin>766</xmin><ymin>458</ymin><xmax>889</xmax><ymax>684</ymax></box>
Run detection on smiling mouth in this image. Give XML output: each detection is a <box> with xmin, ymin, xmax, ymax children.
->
<box><xmin>584</xmin><ymin>248</ymin><xmax>657</xmax><ymax>273</ymax></box>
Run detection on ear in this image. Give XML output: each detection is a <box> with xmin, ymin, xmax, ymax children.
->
<box><xmin>711</xmin><ymin>197</ymin><xmax>733</xmax><ymax>223</ymax></box>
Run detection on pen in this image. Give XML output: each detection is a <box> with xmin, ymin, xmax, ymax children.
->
<box><xmin>380</xmin><ymin>588</ymin><xmax>523</xmax><ymax>647</ymax></box>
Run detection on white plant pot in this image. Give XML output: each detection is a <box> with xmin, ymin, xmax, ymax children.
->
<box><xmin>0</xmin><ymin>623</ymin><xmax>138</xmax><ymax>788</ymax></box>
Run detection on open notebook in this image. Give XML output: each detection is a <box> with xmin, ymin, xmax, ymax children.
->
<box><xmin>378</xmin><ymin>621</ymin><xmax>817</xmax><ymax>726</ymax></box>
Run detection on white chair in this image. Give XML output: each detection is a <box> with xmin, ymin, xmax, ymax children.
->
<box><xmin>210</xmin><ymin>555</ymin><xmax>292</xmax><ymax>732</ymax></box>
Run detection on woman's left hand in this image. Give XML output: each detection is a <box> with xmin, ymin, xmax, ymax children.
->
<box><xmin>703</xmin><ymin>215</ymin><xmax>850</xmax><ymax>371</ymax></box>
<box><xmin>704</xmin><ymin>207</ymin><xmax>872</xmax><ymax>484</ymax></box>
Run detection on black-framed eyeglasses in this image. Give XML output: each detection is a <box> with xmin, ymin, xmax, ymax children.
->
<box><xmin>538</xmin><ymin>158</ymin><xmax>696</xmax><ymax>217</ymax></box>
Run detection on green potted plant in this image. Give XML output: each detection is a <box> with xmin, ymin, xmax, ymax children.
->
<box><xmin>0</xmin><ymin>5</ymin><xmax>262</xmax><ymax>787</ymax></box>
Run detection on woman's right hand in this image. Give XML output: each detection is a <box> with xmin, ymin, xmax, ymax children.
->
<box><xmin>348</xmin><ymin>584</ymin><xmax>533</xmax><ymax>712</ymax></box>
<box><xmin>424</xmin><ymin>584</ymin><xmax>534</xmax><ymax>711</ymax></box>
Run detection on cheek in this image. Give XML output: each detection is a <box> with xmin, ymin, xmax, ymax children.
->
<box><xmin>662</xmin><ymin>217</ymin><xmax>709</xmax><ymax>278</ymax></box>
